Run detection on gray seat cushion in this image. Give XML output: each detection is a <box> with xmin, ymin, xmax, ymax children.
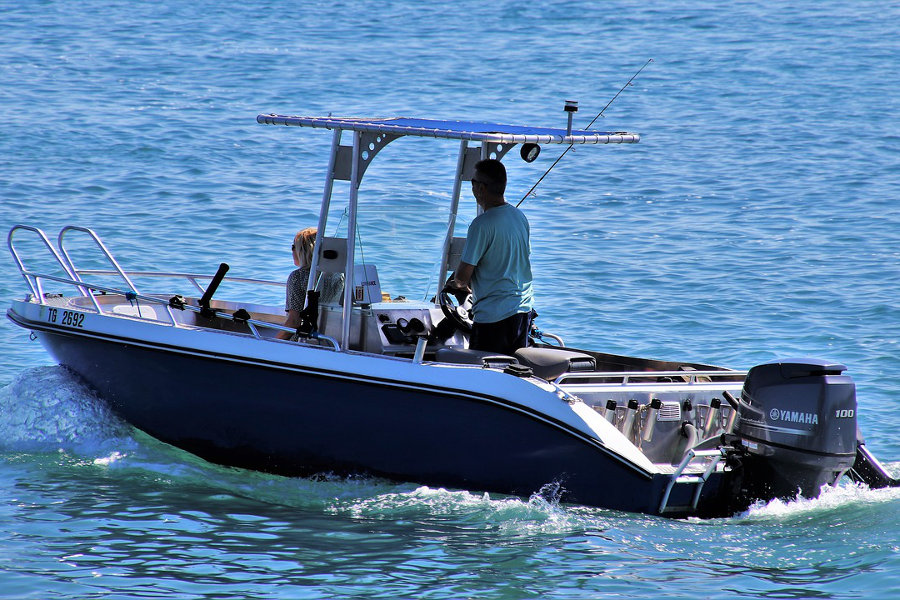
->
<box><xmin>514</xmin><ymin>347</ymin><xmax>596</xmax><ymax>380</ymax></box>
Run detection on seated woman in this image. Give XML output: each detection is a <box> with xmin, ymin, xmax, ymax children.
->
<box><xmin>277</xmin><ymin>227</ymin><xmax>343</xmax><ymax>340</ymax></box>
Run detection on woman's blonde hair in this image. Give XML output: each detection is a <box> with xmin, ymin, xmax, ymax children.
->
<box><xmin>293</xmin><ymin>227</ymin><xmax>317</xmax><ymax>267</ymax></box>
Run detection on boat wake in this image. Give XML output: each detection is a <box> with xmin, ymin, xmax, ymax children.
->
<box><xmin>324</xmin><ymin>482</ymin><xmax>591</xmax><ymax>535</ymax></box>
<box><xmin>738</xmin><ymin>478</ymin><xmax>900</xmax><ymax>523</ymax></box>
<box><xmin>0</xmin><ymin>365</ymin><xmax>134</xmax><ymax>457</ymax></box>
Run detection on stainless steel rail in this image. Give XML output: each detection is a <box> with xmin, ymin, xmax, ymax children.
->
<box><xmin>8</xmin><ymin>225</ymin><xmax>340</xmax><ymax>351</ymax></box>
<box><xmin>75</xmin><ymin>269</ymin><xmax>286</xmax><ymax>293</ymax></box>
<box><xmin>58</xmin><ymin>226</ymin><xmax>141</xmax><ymax>295</ymax></box>
<box><xmin>658</xmin><ymin>448</ymin><xmax>725</xmax><ymax>514</ymax></box>
<box><xmin>557</xmin><ymin>370</ymin><xmax>748</xmax><ymax>385</ymax></box>
<box><xmin>8</xmin><ymin>225</ymin><xmax>88</xmax><ymax>300</ymax></box>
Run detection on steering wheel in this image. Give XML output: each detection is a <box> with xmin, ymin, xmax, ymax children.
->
<box><xmin>438</xmin><ymin>286</ymin><xmax>474</xmax><ymax>333</ymax></box>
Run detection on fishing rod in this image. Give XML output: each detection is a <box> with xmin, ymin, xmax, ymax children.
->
<box><xmin>516</xmin><ymin>58</ymin><xmax>653</xmax><ymax>208</ymax></box>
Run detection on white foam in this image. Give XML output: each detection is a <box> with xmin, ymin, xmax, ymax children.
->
<box><xmin>0</xmin><ymin>365</ymin><xmax>133</xmax><ymax>456</ymax></box>
<box><xmin>324</xmin><ymin>481</ymin><xmax>595</xmax><ymax>535</ymax></box>
<box><xmin>737</xmin><ymin>477</ymin><xmax>900</xmax><ymax>522</ymax></box>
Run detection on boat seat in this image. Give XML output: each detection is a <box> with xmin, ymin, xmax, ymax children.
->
<box><xmin>514</xmin><ymin>347</ymin><xmax>597</xmax><ymax>381</ymax></box>
<box><xmin>435</xmin><ymin>348</ymin><xmax>519</xmax><ymax>369</ymax></box>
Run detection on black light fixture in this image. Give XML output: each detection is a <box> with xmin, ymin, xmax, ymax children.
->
<box><xmin>520</xmin><ymin>143</ymin><xmax>541</xmax><ymax>163</ymax></box>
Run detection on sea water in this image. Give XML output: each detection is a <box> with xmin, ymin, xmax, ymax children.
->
<box><xmin>1</xmin><ymin>1</ymin><xmax>899</xmax><ymax>598</ymax></box>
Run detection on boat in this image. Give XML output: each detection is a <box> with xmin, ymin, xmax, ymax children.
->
<box><xmin>7</xmin><ymin>108</ymin><xmax>898</xmax><ymax>518</ymax></box>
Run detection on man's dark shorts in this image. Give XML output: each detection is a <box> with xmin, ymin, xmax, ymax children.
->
<box><xmin>469</xmin><ymin>311</ymin><xmax>532</xmax><ymax>356</ymax></box>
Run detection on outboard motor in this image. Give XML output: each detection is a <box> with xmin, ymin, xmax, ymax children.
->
<box><xmin>734</xmin><ymin>359</ymin><xmax>858</xmax><ymax>502</ymax></box>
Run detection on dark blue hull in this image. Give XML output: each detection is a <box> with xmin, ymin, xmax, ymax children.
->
<box><xmin>22</xmin><ymin>317</ymin><xmax>735</xmax><ymax>517</ymax></box>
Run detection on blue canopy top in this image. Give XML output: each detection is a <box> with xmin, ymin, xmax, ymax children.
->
<box><xmin>257</xmin><ymin>114</ymin><xmax>639</xmax><ymax>145</ymax></box>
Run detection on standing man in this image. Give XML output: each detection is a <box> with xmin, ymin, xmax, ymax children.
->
<box><xmin>448</xmin><ymin>158</ymin><xmax>534</xmax><ymax>355</ymax></box>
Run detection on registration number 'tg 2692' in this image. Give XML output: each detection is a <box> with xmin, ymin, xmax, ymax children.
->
<box><xmin>47</xmin><ymin>308</ymin><xmax>85</xmax><ymax>328</ymax></box>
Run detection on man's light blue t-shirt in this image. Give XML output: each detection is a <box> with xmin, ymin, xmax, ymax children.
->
<box><xmin>460</xmin><ymin>202</ymin><xmax>534</xmax><ymax>323</ymax></box>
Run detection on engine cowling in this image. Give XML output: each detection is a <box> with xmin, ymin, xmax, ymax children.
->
<box><xmin>734</xmin><ymin>358</ymin><xmax>857</xmax><ymax>501</ymax></box>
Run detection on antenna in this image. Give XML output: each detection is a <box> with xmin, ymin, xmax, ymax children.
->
<box><xmin>516</xmin><ymin>59</ymin><xmax>653</xmax><ymax>208</ymax></box>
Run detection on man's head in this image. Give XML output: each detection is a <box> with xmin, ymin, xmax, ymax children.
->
<box><xmin>471</xmin><ymin>159</ymin><xmax>507</xmax><ymax>206</ymax></box>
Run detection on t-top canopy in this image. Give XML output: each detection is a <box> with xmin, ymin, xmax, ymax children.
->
<box><xmin>257</xmin><ymin>114</ymin><xmax>640</xmax><ymax>145</ymax></box>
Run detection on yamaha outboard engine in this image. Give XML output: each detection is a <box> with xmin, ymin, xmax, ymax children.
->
<box><xmin>734</xmin><ymin>359</ymin><xmax>858</xmax><ymax>503</ymax></box>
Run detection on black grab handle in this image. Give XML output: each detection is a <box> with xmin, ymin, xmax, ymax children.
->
<box><xmin>199</xmin><ymin>263</ymin><xmax>229</xmax><ymax>318</ymax></box>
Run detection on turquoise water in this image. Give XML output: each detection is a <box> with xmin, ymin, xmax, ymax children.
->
<box><xmin>2</xmin><ymin>1</ymin><xmax>899</xmax><ymax>597</ymax></box>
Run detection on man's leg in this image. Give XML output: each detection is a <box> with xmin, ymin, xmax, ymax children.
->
<box><xmin>469</xmin><ymin>312</ymin><xmax>532</xmax><ymax>355</ymax></box>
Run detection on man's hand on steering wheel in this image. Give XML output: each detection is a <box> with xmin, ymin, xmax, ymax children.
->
<box><xmin>444</xmin><ymin>276</ymin><xmax>471</xmax><ymax>304</ymax></box>
<box><xmin>439</xmin><ymin>279</ymin><xmax>474</xmax><ymax>333</ymax></box>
